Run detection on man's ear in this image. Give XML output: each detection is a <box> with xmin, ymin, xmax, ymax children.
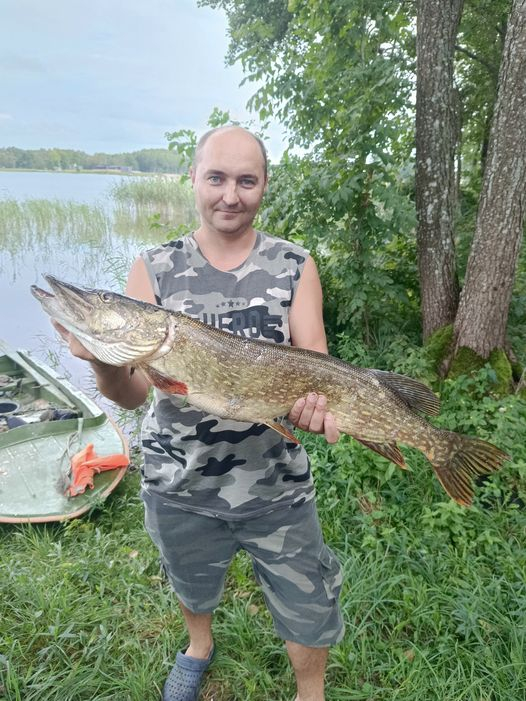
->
<box><xmin>189</xmin><ymin>167</ymin><xmax>195</xmax><ymax>185</ymax></box>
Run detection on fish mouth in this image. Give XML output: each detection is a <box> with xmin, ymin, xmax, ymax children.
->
<box><xmin>45</xmin><ymin>274</ymin><xmax>97</xmax><ymax>316</ymax></box>
<box><xmin>31</xmin><ymin>275</ymin><xmax>97</xmax><ymax>332</ymax></box>
<box><xmin>30</xmin><ymin>284</ymin><xmax>54</xmax><ymax>301</ymax></box>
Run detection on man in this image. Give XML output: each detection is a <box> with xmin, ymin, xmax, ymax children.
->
<box><xmin>58</xmin><ymin>126</ymin><xmax>344</xmax><ymax>701</ymax></box>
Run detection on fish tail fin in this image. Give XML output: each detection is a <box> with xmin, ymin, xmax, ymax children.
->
<box><xmin>430</xmin><ymin>432</ymin><xmax>510</xmax><ymax>506</ymax></box>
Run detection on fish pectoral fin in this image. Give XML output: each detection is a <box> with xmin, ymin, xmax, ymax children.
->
<box><xmin>141</xmin><ymin>365</ymin><xmax>188</xmax><ymax>395</ymax></box>
<box><xmin>353</xmin><ymin>438</ymin><xmax>407</xmax><ymax>469</ymax></box>
<box><xmin>264</xmin><ymin>421</ymin><xmax>301</xmax><ymax>445</ymax></box>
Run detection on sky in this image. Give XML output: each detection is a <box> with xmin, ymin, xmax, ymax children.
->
<box><xmin>0</xmin><ymin>0</ymin><xmax>286</xmax><ymax>160</ymax></box>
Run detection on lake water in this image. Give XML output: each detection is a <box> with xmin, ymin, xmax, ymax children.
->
<box><xmin>0</xmin><ymin>170</ymin><xmax>126</xmax><ymax>202</ymax></box>
<box><xmin>0</xmin><ymin>171</ymin><xmax>181</xmax><ymax>409</ymax></box>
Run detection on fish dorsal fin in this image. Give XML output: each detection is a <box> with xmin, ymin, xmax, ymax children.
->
<box><xmin>354</xmin><ymin>438</ymin><xmax>407</xmax><ymax>469</ymax></box>
<box><xmin>371</xmin><ymin>370</ymin><xmax>440</xmax><ymax>416</ymax></box>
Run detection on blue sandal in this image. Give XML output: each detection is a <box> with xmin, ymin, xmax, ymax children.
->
<box><xmin>162</xmin><ymin>646</ymin><xmax>214</xmax><ymax>701</ymax></box>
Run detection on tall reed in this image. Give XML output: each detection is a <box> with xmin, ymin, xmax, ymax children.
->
<box><xmin>0</xmin><ymin>199</ymin><xmax>110</xmax><ymax>254</ymax></box>
<box><xmin>110</xmin><ymin>176</ymin><xmax>197</xmax><ymax>227</ymax></box>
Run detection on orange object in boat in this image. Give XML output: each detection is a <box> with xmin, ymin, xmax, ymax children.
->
<box><xmin>66</xmin><ymin>443</ymin><xmax>130</xmax><ymax>497</ymax></box>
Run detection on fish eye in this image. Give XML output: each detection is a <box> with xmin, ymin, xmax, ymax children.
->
<box><xmin>99</xmin><ymin>292</ymin><xmax>112</xmax><ymax>303</ymax></box>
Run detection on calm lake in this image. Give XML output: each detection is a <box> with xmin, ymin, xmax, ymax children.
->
<box><xmin>0</xmin><ymin>170</ymin><xmax>194</xmax><ymax>405</ymax></box>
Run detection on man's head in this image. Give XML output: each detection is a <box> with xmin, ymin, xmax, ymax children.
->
<box><xmin>190</xmin><ymin>126</ymin><xmax>268</xmax><ymax>239</ymax></box>
<box><xmin>193</xmin><ymin>125</ymin><xmax>268</xmax><ymax>180</ymax></box>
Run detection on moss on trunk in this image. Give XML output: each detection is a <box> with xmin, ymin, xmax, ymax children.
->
<box><xmin>448</xmin><ymin>346</ymin><xmax>513</xmax><ymax>395</ymax></box>
<box><xmin>424</xmin><ymin>324</ymin><xmax>454</xmax><ymax>368</ymax></box>
<box><xmin>424</xmin><ymin>325</ymin><xmax>514</xmax><ymax>394</ymax></box>
<box><xmin>488</xmin><ymin>349</ymin><xmax>513</xmax><ymax>395</ymax></box>
<box><xmin>448</xmin><ymin>346</ymin><xmax>486</xmax><ymax>378</ymax></box>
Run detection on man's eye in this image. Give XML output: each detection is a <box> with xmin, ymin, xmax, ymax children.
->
<box><xmin>208</xmin><ymin>175</ymin><xmax>221</xmax><ymax>184</ymax></box>
<box><xmin>240</xmin><ymin>178</ymin><xmax>256</xmax><ymax>187</ymax></box>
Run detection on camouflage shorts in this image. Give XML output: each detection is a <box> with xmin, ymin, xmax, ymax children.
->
<box><xmin>142</xmin><ymin>491</ymin><xmax>345</xmax><ymax>647</ymax></box>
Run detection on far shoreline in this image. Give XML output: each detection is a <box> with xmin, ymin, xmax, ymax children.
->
<box><xmin>0</xmin><ymin>168</ymin><xmax>181</xmax><ymax>177</ymax></box>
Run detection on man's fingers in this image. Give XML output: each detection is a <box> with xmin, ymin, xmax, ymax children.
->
<box><xmin>288</xmin><ymin>397</ymin><xmax>306</xmax><ymax>424</ymax></box>
<box><xmin>50</xmin><ymin>320</ymin><xmax>97</xmax><ymax>362</ymax></box>
<box><xmin>324</xmin><ymin>412</ymin><xmax>340</xmax><ymax>444</ymax></box>
<box><xmin>290</xmin><ymin>393</ymin><xmax>329</xmax><ymax>433</ymax></box>
<box><xmin>295</xmin><ymin>392</ymin><xmax>319</xmax><ymax>431</ymax></box>
<box><xmin>308</xmin><ymin>394</ymin><xmax>327</xmax><ymax>433</ymax></box>
<box><xmin>289</xmin><ymin>394</ymin><xmax>341</xmax><ymax>444</ymax></box>
<box><xmin>51</xmin><ymin>319</ymin><xmax>69</xmax><ymax>340</ymax></box>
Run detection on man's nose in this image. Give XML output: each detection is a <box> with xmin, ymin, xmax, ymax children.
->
<box><xmin>222</xmin><ymin>181</ymin><xmax>240</xmax><ymax>206</ymax></box>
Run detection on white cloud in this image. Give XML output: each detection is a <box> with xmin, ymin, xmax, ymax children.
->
<box><xmin>0</xmin><ymin>0</ymin><xmax>284</xmax><ymax>158</ymax></box>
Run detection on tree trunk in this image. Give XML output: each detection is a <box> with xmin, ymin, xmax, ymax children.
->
<box><xmin>453</xmin><ymin>0</ymin><xmax>526</xmax><ymax>359</ymax></box>
<box><xmin>416</xmin><ymin>0</ymin><xmax>463</xmax><ymax>340</ymax></box>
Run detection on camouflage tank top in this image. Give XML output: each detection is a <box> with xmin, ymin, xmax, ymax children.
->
<box><xmin>139</xmin><ymin>230</ymin><xmax>313</xmax><ymax>519</ymax></box>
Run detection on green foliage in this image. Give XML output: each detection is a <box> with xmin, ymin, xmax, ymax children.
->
<box><xmin>199</xmin><ymin>1</ymin><xmax>420</xmax><ymax>344</ymax></box>
<box><xmin>259</xmin><ymin>154</ymin><xmax>419</xmax><ymax>347</ymax></box>
<box><xmin>165</xmin><ymin>128</ymin><xmax>197</xmax><ymax>173</ymax></box>
<box><xmin>456</xmin><ymin>0</ymin><xmax>511</xmax><ymax>188</ymax></box>
<box><xmin>2</xmin><ymin>364</ymin><xmax>525</xmax><ymax>700</ymax></box>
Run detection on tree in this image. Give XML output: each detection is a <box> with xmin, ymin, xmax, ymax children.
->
<box><xmin>451</xmin><ymin>0</ymin><xmax>526</xmax><ymax>365</ymax></box>
<box><xmin>415</xmin><ymin>0</ymin><xmax>526</xmax><ymax>381</ymax></box>
<box><xmin>415</xmin><ymin>0</ymin><xmax>463</xmax><ymax>340</ymax></box>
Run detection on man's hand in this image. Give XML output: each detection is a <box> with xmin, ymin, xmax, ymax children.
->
<box><xmin>288</xmin><ymin>393</ymin><xmax>340</xmax><ymax>444</ymax></box>
<box><xmin>51</xmin><ymin>320</ymin><xmax>100</xmax><ymax>364</ymax></box>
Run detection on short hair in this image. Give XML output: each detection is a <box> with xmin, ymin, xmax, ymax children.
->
<box><xmin>193</xmin><ymin>125</ymin><xmax>268</xmax><ymax>179</ymax></box>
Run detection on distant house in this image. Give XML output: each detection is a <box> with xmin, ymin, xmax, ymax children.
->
<box><xmin>91</xmin><ymin>165</ymin><xmax>133</xmax><ymax>173</ymax></box>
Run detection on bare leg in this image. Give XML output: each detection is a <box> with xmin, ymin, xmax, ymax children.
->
<box><xmin>286</xmin><ymin>641</ymin><xmax>329</xmax><ymax>701</ymax></box>
<box><xmin>179</xmin><ymin>601</ymin><xmax>214</xmax><ymax>659</ymax></box>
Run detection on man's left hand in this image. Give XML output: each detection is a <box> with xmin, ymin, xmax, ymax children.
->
<box><xmin>288</xmin><ymin>393</ymin><xmax>340</xmax><ymax>444</ymax></box>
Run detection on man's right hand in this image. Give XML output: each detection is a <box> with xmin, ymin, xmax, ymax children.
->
<box><xmin>288</xmin><ymin>393</ymin><xmax>340</xmax><ymax>444</ymax></box>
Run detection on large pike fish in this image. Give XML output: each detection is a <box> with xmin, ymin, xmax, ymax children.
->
<box><xmin>31</xmin><ymin>275</ymin><xmax>509</xmax><ymax>506</ymax></box>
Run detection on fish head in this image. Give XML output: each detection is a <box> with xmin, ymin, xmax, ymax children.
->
<box><xmin>31</xmin><ymin>275</ymin><xmax>176</xmax><ymax>366</ymax></box>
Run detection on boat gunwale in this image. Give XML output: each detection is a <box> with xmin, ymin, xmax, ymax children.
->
<box><xmin>0</xmin><ymin>341</ymin><xmax>129</xmax><ymax>523</ymax></box>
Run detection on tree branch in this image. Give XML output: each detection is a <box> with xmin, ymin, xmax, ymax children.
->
<box><xmin>455</xmin><ymin>44</ymin><xmax>499</xmax><ymax>78</ymax></box>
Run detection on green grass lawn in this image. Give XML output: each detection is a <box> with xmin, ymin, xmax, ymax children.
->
<box><xmin>1</xmin><ymin>432</ymin><xmax>525</xmax><ymax>701</ymax></box>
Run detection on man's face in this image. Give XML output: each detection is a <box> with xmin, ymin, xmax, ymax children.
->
<box><xmin>191</xmin><ymin>129</ymin><xmax>267</xmax><ymax>238</ymax></box>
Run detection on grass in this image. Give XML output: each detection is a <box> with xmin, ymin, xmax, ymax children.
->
<box><xmin>1</xmin><ymin>375</ymin><xmax>525</xmax><ymax>701</ymax></box>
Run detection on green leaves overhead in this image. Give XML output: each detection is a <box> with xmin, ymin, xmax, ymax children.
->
<box><xmin>203</xmin><ymin>1</ymin><xmax>418</xmax><ymax>340</ymax></box>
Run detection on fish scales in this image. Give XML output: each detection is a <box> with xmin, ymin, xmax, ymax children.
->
<box><xmin>31</xmin><ymin>275</ymin><xmax>510</xmax><ymax>506</ymax></box>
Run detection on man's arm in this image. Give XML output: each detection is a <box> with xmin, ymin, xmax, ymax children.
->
<box><xmin>54</xmin><ymin>257</ymin><xmax>155</xmax><ymax>410</ymax></box>
<box><xmin>287</xmin><ymin>257</ymin><xmax>340</xmax><ymax>444</ymax></box>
